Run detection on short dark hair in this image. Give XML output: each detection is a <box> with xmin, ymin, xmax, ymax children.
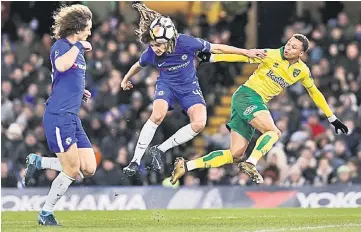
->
<box><xmin>293</xmin><ymin>34</ymin><xmax>309</xmax><ymax>52</ymax></box>
<box><xmin>51</xmin><ymin>4</ymin><xmax>92</xmax><ymax>39</ymax></box>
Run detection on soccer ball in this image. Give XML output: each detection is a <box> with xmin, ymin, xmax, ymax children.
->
<box><xmin>150</xmin><ymin>16</ymin><xmax>176</xmax><ymax>44</ymax></box>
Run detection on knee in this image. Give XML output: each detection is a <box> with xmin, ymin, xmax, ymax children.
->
<box><xmin>81</xmin><ymin>166</ymin><xmax>96</xmax><ymax>177</ymax></box>
<box><xmin>191</xmin><ymin>120</ymin><xmax>206</xmax><ymax>133</ymax></box>
<box><xmin>150</xmin><ymin>111</ymin><xmax>166</xmax><ymax>125</ymax></box>
<box><xmin>268</xmin><ymin>127</ymin><xmax>281</xmax><ymax>139</ymax></box>
<box><xmin>63</xmin><ymin>162</ymin><xmax>80</xmax><ymax>178</ymax></box>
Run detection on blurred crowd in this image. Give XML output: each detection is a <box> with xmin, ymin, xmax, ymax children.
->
<box><xmin>1</xmin><ymin>4</ymin><xmax>361</xmax><ymax>188</ymax></box>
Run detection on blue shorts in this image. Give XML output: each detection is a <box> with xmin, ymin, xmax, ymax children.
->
<box><xmin>43</xmin><ymin>109</ymin><xmax>92</xmax><ymax>153</ymax></box>
<box><xmin>154</xmin><ymin>80</ymin><xmax>206</xmax><ymax>112</ymax></box>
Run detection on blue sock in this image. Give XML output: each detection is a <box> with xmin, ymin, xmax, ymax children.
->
<box><xmin>35</xmin><ymin>156</ymin><xmax>42</xmax><ymax>169</ymax></box>
<box><xmin>40</xmin><ymin>210</ymin><xmax>52</xmax><ymax>216</ymax></box>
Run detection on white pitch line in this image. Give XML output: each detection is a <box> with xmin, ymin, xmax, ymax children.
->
<box><xmin>252</xmin><ymin>224</ymin><xmax>361</xmax><ymax>232</ymax></box>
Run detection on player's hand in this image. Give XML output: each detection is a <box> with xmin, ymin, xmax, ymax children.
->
<box><xmin>79</xmin><ymin>41</ymin><xmax>92</xmax><ymax>51</ymax></box>
<box><xmin>197</xmin><ymin>52</ymin><xmax>211</xmax><ymax>64</ymax></box>
<box><xmin>82</xmin><ymin>89</ymin><xmax>91</xmax><ymax>102</ymax></box>
<box><xmin>121</xmin><ymin>79</ymin><xmax>133</xmax><ymax>91</ymax></box>
<box><xmin>330</xmin><ymin>118</ymin><xmax>349</xmax><ymax>134</ymax></box>
<box><xmin>245</xmin><ymin>49</ymin><xmax>267</xmax><ymax>59</ymax></box>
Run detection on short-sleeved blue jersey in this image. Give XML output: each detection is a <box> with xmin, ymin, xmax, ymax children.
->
<box><xmin>45</xmin><ymin>39</ymin><xmax>86</xmax><ymax>114</ymax></box>
<box><xmin>139</xmin><ymin>34</ymin><xmax>211</xmax><ymax>88</ymax></box>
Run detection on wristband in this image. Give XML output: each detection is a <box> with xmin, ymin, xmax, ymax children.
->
<box><xmin>210</xmin><ymin>54</ymin><xmax>215</xmax><ymax>63</ymax></box>
<box><xmin>328</xmin><ymin>115</ymin><xmax>337</xmax><ymax>122</ymax></box>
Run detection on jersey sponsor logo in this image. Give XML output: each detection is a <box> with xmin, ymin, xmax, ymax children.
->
<box><xmin>293</xmin><ymin>69</ymin><xmax>301</xmax><ymax>77</ymax></box>
<box><xmin>158</xmin><ymin>62</ymin><xmax>166</xmax><ymax>67</ymax></box>
<box><xmin>166</xmin><ymin>60</ymin><xmax>190</xmax><ymax>71</ymax></box>
<box><xmin>72</xmin><ymin>63</ymin><xmax>86</xmax><ymax>70</ymax></box>
<box><xmin>55</xmin><ymin>50</ymin><xmax>59</xmax><ymax>58</ymax></box>
<box><xmin>182</xmin><ymin>54</ymin><xmax>187</xmax><ymax>60</ymax></box>
<box><xmin>266</xmin><ymin>70</ymin><xmax>290</xmax><ymax>88</ymax></box>
<box><xmin>244</xmin><ymin>105</ymin><xmax>257</xmax><ymax>115</ymax></box>
<box><xmin>158</xmin><ymin>90</ymin><xmax>165</xmax><ymax>96</ymax></box>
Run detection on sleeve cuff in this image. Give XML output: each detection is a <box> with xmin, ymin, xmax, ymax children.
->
<box><xmin>74</xmin><ymin>42</ymin><xmax>84</xmax><ymax>52</ymax></box>
<box><xmin>328</xmin><ymin>115</ymin><xmax>337</xmax><ymax>122</ymax></box>
<box><xmin>210</xmin><ymin>54</ymin><xmax>215</xmax><ymax>63</ymax></box>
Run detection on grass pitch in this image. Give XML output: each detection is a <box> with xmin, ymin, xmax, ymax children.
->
<box><xmin>2</xmin><ymin>208</ymin><xmax>361</xmax><ymax>232</ymax></box>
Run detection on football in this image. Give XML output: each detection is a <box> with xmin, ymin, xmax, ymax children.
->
<box><xmin>149</xmin><ymin>16</ymin><xmax>176</xmax><ymax>43</ymax></box>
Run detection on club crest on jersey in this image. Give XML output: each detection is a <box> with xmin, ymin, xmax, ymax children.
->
<box><xmin>273</xmin><ymin>63</ymin><xmax>279</xmax><ymax>68</ymax></box>
<box><xmin>182</xmin><ymin>54</ymin><xmax>187</xmax><ymax>60</ymax></box>
<box><xmin>293</xmin><ymin>69</ymin><xmax>301</xmax><ymax>77</ymax></box>
<box><xmin>65</xmin><ymin>137</ymin><xmax>72</xmax><ymax>145</ymax></box>
<box><xmin>244</xmin><ymin>105</ymin><xmax>257</xmax><ymax>115</ymax></box>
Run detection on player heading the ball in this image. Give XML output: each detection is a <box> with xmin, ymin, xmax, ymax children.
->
<box><xmin>122</xmin><ymin>2</ymin><xmax>265</xmax><ymax>176</ymax></box>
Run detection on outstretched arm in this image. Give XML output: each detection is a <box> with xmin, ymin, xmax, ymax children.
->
<box><xmin>210</xmin><ymin>53</ymin><xmax>262</xmax><ymax>64</ymax></box>
<box><xmin>301</xmin><ymin>75</ymin><xmax>349</xmax><ymax>134</ymax></box>
<box><xmin>210</xmin><ymin>44</ymin><xmax>266</xmax><ymax>59</ymax></box>
<box><xmin>121</xmin><ymin>61</ymin><xmax>142</xmax><ymax>90</ymax></box>
<box><xmin>197</xmin><ymin>52</ymin><xmax>263</xmax><ymax>64</ymax></box>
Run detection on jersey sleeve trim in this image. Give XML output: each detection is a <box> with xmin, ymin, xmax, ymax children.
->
<box><xmin>279</xmin><ymin>46</ymin><xmax>286</xmax><ymax>60</ymax></box>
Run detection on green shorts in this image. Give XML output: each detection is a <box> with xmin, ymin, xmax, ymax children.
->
<box><xmin>226</xmin><ymin>85</ymin><xmax>269</xmax><ymax>141</ymax></box>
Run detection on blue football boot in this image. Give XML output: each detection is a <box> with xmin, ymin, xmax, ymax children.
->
<box><xmin>23</xmin><ymin>153</ymin><xmax>42</xmax><ymax>186</ymax></box>
<box><xmin>38</xmin><ymin>211</ymin><xmax>61</xmax><ymax>226</ymax></box>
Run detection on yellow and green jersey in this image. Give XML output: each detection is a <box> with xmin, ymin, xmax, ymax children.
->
<box><xmin>211</xmin><ymin>47</ymin><xmax>333</xmax><ymax>117</ymax></box>
<box><xmin>213</xmin><ymin>47</ymin><xmax>313</xmax><ymax>103</ymax></box>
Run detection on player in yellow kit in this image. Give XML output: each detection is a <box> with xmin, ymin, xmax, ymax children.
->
<box><xmin>170</xmin><ymin>34</ymin><xmax>349</xmax><ymax>185</ymax></box>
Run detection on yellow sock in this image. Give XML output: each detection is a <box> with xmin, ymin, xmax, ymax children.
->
<box><xmin>186</xmin><ymin>150</ymin><xmax>233</xmax><ymax>171</ymax></box>
<box><xmin>246</xmin><ymin>131</ymin><xmax>279</xmax><ymax>166</ymax></box>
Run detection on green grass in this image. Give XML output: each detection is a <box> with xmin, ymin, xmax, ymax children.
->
<box><xmin>2</xmin><ymin>208</ymin><xmax>361</xmax><ymax>232</ymax></box>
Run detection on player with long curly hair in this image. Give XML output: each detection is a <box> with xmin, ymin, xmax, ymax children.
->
<box><xmin>122</xmin><ymin>3</ymin><xmax>266</xmax><ymax>176</ymax></box>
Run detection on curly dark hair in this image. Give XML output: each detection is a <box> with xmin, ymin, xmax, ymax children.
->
<box><xmin>51</xmin><ymin>4</ymin><xmax>92</xmax><ymax>40</ymax></box>
<box><xmin>132</xmin><ymin>3</ymin><xmax>178</xmax><ymax>52</ymax></box>
<box><xmin>132</xmin><ymin>3</ymin><xmax>162</xmax><ymax>44</ymax></box>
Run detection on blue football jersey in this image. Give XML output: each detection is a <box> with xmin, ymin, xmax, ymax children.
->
<box><xmin>46</xmin><ymin>39</ymin><xmax>86</xmax><ymax>114</ymax></box>
<box><xmin>139</xmin><ymin>34</ymin><xmax>211</xmax><ymax>88</ymax></box>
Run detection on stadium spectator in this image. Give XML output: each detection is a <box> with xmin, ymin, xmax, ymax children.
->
<box><xmin>36</xmin><ymin>170</ymin><xmax>58</xmax><ymax>187</ymax></box>
<box><xmin>93</xmin><ymin>158</ymin><xmax>131</xmax><ymax>186</ymax></box>
<box><xmin>283</xmin><ymin>165</ymin><xmax>307</xmax><ymax>187</ymax></box>
<box><xmin>313</xmin><ymin>157</ymin><xmax>334</xmax><ymax>186</ymax></box>
<box><xmin>262</xmin><ymin>165</ymin><xmax>280</xmax><ymax>186</ymax></box>
<box><xmin>230</xmin><ymin>171</ymin><xmax>252</xmax><ymax>186</ymax></box>
<box><xmin>204</xmin><ymin>124</ymin><xmax>230</xmax><ymax>152</ymax></box>
<box><xmin>332</xmin><ymin>165</ymin><xmax>353</xmax><ymax>186</ymax></box>
<box><xmin>184</xmin><ymin>174</ymin><xmax>200</xmax><ymax>186</ymax></box>
<box><xmin>346</xmin><ymin>158</ymin><xmax>361</xmax><ymax>184</ymax></box>
<box><xmin>1</xmin><ymin>161</ymin><xmax>18</xmax><ymax>187</ymax></box>
<box><xmin>266</xmin><ymin>146</ymin><xmax>288</xmax><ymax>183</ymax></box>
